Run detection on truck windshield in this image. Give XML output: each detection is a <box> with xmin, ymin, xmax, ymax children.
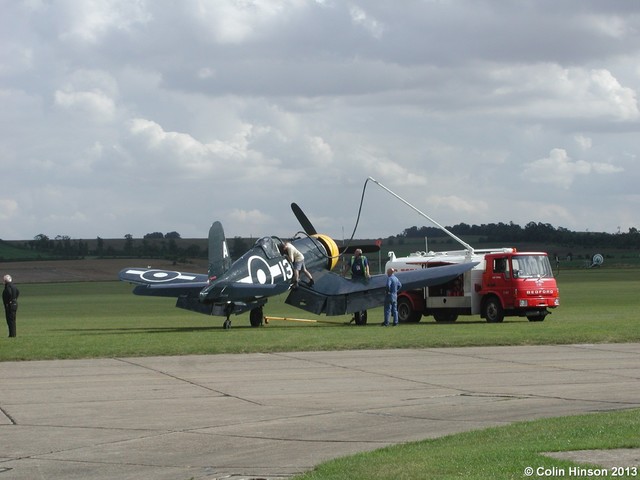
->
<box><xmin>512</xmin><ymin>255</ymin><xmax>553</xmax><ymax>278</ymax></box>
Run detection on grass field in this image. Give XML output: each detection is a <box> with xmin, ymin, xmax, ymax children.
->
<box><xmin>293</xmin><ymin>408</ymin><xmax>640</xmax><ymax>479</ymax></box>
<box><xmin>1</xmin><ymin>267</ymin><xmax>638</xmax><ymax>361</ymax></box>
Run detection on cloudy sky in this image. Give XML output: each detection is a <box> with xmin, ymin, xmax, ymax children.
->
<box><xmin>1</xmin><ymin>0</ymin><xmax>639</xmax><ymax>242</ymax></box>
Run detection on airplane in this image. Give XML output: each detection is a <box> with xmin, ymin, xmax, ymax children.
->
<box><xmin>119</xmin><ymin>203</ymin><xmax>477</xmax><ymax>328</ymax></box>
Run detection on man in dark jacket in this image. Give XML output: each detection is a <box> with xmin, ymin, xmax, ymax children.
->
<box><xmin>3</xmin><ymin>274</ymin><xmax>19</xmax><ymax>337</ymax></box>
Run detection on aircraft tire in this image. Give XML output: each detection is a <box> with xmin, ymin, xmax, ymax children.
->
<box><xmin>250</xmin><ymin>307</ymin><xmax>263</xmax><ymax>327</ymax></box>
<box><xmin>354</xmin><ymin>310</ymin><xmax>367</xmax><ymax>326</ymax></box>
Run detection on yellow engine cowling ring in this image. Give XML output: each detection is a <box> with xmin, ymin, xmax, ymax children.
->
<box><xmin>312</xmin><ymin>234</ymin><xmax>340</xmax><ymax>271</ymax></box>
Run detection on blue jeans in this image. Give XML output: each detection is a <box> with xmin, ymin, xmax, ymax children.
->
<box><xmin>383</xmin><ymin>298</ymin><xmax>398</xmax><ymax>325</ymax></box>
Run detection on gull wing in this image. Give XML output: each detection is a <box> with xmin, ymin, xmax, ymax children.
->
<box><xmin>286</xmin><ymin>262</ymin><xmax>478</xmax><ymax>316</ymax></box>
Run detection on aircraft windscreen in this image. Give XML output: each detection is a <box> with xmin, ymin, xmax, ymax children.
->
<box><xmin>254</xmin><ymin>237</ymin><xmax>281</xmax><ymax>259</ymax></box>
<box><xmin>512</xmin><ymin>255</ymin><xmax>553</xmax><ymax>278</ymax></box>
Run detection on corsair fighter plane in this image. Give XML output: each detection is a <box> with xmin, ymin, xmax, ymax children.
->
<box><xmin>119</xmin><ymin>204</ymin><xmax>477</xmax><ymax>328</ymax></box>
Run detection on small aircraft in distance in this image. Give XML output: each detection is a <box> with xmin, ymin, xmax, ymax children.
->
<box><xmin>119</xmin><ymin>204</ymin><xmax>477</xmax><ymax>328</ymax></box>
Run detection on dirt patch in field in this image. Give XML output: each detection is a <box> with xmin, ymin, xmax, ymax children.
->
<box><xmin>0</xmin><ymin>258</ymin><xmax>209</xmax><ymax>283</ymax></box>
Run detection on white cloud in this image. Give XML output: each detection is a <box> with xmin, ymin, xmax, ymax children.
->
<box><xmin>487</xmin><ymin>65</ymin><xmax>640</xmax><ymax>121</ymax></box>
<box><xmin>574</xmin><ymin>134</ymin><xmax>592</xmax><ymax>150</ymax></box>
<box><xmin>426</xmin><ymin>195</ymin><xmax>488</xmax><ymax>216</ymax></box>
<box><xmin>349</xmin><ymin>5</ymin><xmax>385</xmax><ymax>38</ymax></box>
<box><xmin>189</xmin><ymin>0</ymin><xmax>305</xmax><ymax>44</ymax></box>
<box><xmin>57</xmin><ymin>0</ymin><xmax>152</xmax><ymax>43</ymax></box>
<box><xmin>523</xmin><ymin>148</ymin><xmax>623</xmax><ymax>189</ymax></box>
<box><xmin>0</xmin><ymin>199</ymin><xmax>19</xmax><ymax>221</ymax></box>
<box><xmin>54</xmin><ymin>89</ymin><xmax>116</xmax><ymax>120</ymax></box>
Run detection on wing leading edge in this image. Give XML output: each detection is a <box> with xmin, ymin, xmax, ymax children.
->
<box><xmin>286</xmin><ymin>262</ymin><xmax>478</xmax><ymax>316</ymax></box>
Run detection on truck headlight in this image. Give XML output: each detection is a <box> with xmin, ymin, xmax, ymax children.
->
<box><xmin>519</xmin><ymin>299</ymin><xmax>528</xmax><ymax>307</ymax></box>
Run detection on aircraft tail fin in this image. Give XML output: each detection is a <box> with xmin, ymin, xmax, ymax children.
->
<box><xmin>208</xmin><ymin>221</ymin><xmax>232</xmax><ymax>280</ymax></box>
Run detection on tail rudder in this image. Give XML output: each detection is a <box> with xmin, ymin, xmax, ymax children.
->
<box><xmin>208</xmin><ymin>221</ymin><xmax>231</xmax><ymax>280</ymax></box>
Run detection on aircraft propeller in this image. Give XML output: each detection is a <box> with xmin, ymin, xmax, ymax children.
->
<box><xmin>291</xmin><ymin>202</ymin><xmax>317</xmax><ymax>235</ymax></box>
<box><xmin>290</xmin><ymin>203</ymin><xmax>379</xmax><ymax>255</ymax></box>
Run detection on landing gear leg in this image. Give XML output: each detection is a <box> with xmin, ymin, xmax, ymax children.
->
<box><xmin>223</xmin><ymin>303</ymin><xmax>234</xmax><ymax>329</ymax></box>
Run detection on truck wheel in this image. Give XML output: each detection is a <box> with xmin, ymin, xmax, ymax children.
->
<box><xmin>433</xmin><ymin>312</ymin><xmax>458</xmax><ymax>323</ymax></box>
<box><xmin>398</xmin><ymin>297</ymin><xmax>422</xmax><ymax>323</ymax></box>
<box><xmin>483</xmin><ymin>297</ymin><xmax>504</xmax><ymax>323</ymax></box>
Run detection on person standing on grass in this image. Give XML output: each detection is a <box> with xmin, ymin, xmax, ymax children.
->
<box><xmin>382</xmin><ymin>268</ymin><xmax>402</xmax><ymax>326</ymax></box>
<box><xmin>3</xmin><ymin>274</ymin><xmax>19</xmax><ymax>338</ymax></box>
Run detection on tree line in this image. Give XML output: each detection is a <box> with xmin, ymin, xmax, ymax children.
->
<box><xmin>16</xmin><ymin>221</ymin><xmax>640</xmax><ymax>261</ymax></box>
<box><xmin>400</xmin><ymin>222</ymin><xmax>639</xmax><ymax>249</ymax></box>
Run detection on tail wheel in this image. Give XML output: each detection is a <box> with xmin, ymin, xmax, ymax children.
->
<box><xmin>483</xmin><ymin>297</ymin><xmax>504</xmax><ymax>323</ymax></box>
<box><xmin>398</xmin><ymin>297</ymin><xmax>422</xmax><ymax>323</ymax></box>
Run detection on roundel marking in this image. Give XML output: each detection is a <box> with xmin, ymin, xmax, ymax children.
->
<box><xmin>248</xmin><ymin>256</ymin><xmax>273</xmax><ymax>284</ymax></box>
<box><xmin>141</xmin><ymin>270</ymin><xmax>182</xmax><ymax>282</ymax></box>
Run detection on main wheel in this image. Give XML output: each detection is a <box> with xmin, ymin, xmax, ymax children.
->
<box><xmin>398</xmin><ymin>297</ymin><xmax>422</xmax><ymax>323</ymax></box>
<box><xmin>354</xmin><ymin>310</ymin><xmax>368</xmax><ymax>326</ymax></box>
<box><xmin>483</xmin><ymin>297</ymin><xmax>504</xmax><ymax>323</ymax></box>
<box><xmin>249</xmin><ymin>307</ymin><xmax>263</xmax><ymax>327</ymax></box>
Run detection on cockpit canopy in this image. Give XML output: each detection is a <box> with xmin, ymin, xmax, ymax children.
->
<box><xmin>254</xmin><ymin>236</ymin><xmax>283</xmax><ymax>260</ymax></box>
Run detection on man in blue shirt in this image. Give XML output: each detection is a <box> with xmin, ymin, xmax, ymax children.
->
<box><xmin>383</xmin><ymin>268</ymin><xmax>402</xmax><ymax>326</ymax></box>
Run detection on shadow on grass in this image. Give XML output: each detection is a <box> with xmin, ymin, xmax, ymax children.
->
<box><xmin>52</xmin><ymin>326</ymin><xmax>227</xmax><ymax>335</ymax></box>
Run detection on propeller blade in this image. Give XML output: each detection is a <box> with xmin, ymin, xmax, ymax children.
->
<box><xmin>340</xmin><ymin>244</ymin><xmax>381</xmax><ymax>254</ymax></box>
<box><xmin>291</xmin><ymin>203</ymin><xmax>317</xmax><ymax>235</ymax></box>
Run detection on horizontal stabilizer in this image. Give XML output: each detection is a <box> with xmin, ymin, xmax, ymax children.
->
<box><xmin>119</xmin><ymin>267</ymin><xmax>209</xmax><ymax>298</ymax></box>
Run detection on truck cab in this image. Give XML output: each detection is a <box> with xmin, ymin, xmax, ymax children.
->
<box><xmin>480</xmin><ymin>252</ymin><xmax>559</xmax><ymax>322</ymax></box>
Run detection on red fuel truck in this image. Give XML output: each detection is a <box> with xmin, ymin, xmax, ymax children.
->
<box><xmin>386</xmin><ymin>247</ymin><xmax>560</xmax><ymax>323</ymax></box>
